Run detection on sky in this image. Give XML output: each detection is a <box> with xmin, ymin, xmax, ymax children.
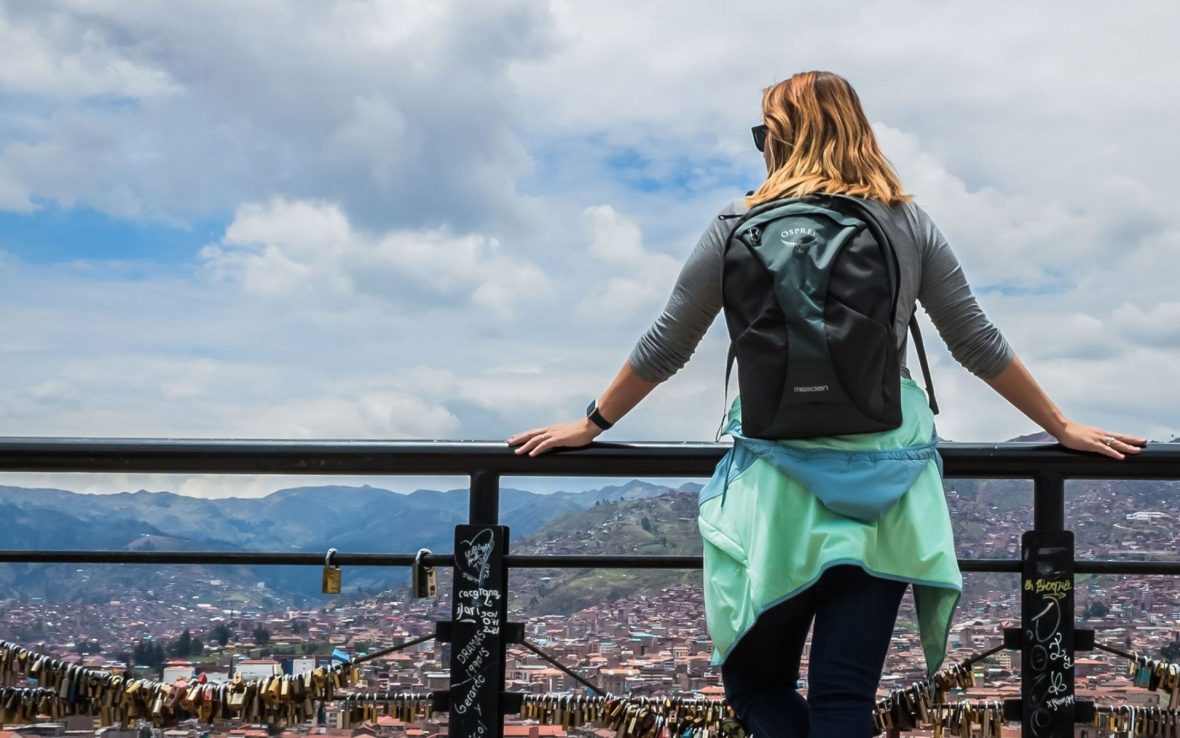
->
<box><xmin>1</xmin><ymin>1</ymin><xmax>1179</xmax><ymax>498</ymax></box>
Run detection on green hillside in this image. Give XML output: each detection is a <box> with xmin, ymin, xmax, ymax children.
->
<box><xmin>510</xmin><ymin>488</ymin><xmax>702</xmax><ymax>615</ymax></box>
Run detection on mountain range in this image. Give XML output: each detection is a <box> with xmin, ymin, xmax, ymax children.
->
<box><xmin>0</xmin><ymin>479</ymin><xmax>696</xmax><ymax>605</ymax></box>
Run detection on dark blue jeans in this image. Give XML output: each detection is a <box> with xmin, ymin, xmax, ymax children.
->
<box><xmin>721</xmin><ymin>565</ymin><xmax>907</xmax><ymax>738</ymax></box>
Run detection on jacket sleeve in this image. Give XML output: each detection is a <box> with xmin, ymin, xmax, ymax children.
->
<box><xmin>627</xmin><ymin>208</ymin><xmax>731</xmax><ymax>383</ymax></box>
<box><xmin>913</xmin><ymin>204</ymin><xmax>1015</xmax><ymax>380</ymax></box>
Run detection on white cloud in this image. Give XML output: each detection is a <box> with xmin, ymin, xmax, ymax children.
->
<box><xmin>874</xmin><ymin>124</ymin><xmax>1159</xmax><ymax>295</ymax></box>
<box><xmin>248</xmin><ymin>388</ymin><xmax>461</xmax><ymax>440</ymax></box>
<box><xmin>0</xmin><ymin>0</ymin><xmax>558</xmax><ymax>227</ymax></box>
<box><xmin>1005</xmin><ymin>312</ymin><xmax>1115</xmax><ymax>361</ymax></box>
<box><xmin>1112</xmin><ymin>302</ymin><xmax>1180</xmax><ymax>348</ymax></box>
<box><xmin>199</xmin><ymin>199</ymin><xmax>351</xmax><ymax>298</ymax></box>
<box><xmin>364</xmin><ymin>229</ymin><xmax>551</xmax><ymax>316</ymax></box>
<box><xmin>199</xmin><ymin>197</ymin><xmax>551</xmax><ymax>318</ymax></box>
<box><xmin>578</xmin><ymin>205</ymin><xmax>680</xmax><ymax>321</ymax></box>
<box><xmin>0</xmin><ymin>334</ymin><xmax>463</xmax><ymax>440</ymax></box>
<box><xmin>26</xmin><ymin>377</ymin><xmax>80</xmax><ymax>403</ymax></box>
<box><xmin>0</xmin><ymin>11</ymin><xmax>178</xmax><ymax>99</ymax></box>
<box><xmin>0</xmin><ymin>162</ymin><xmax>32</xmax><ymax>211</ymax></box>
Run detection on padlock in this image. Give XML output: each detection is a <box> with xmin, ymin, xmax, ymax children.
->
<box><xmin>322</xmin><ymin>548</ymin><xmax>342</xmax><ymax>595</ymax></box>
<box><xmin>412</xmin><ymin>548</ymin><xmax>436</xmax><ymax>599</ymax></box>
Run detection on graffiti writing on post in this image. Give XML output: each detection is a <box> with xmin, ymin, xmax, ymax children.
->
<box><xmin>450</xmin><ymin>526</ymin><xmax>506</xmax><ymax>738</ymax></box>
<box><xmin>1022</xmin><ymin>533</ymin><xmax>1075</xmax><ymax>738</ymax></box>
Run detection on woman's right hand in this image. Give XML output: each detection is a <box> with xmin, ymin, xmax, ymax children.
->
<box><xmin>508</xmin><ymin>418</ymin><xmax>602</xmax><ymax>457</ymax></box>
<box><xmin>1052</xmin><ymin>421</ymin><xmax>1148</xmax><ymax>461</ymax></box>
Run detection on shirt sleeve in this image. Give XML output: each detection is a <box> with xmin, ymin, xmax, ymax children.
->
<box><xmin>912</xmin><ymin>204</ymin><xmax>1015</xmax><ymax>380</ymax></box>
<box><xmin>626</xmin><ymin>208</ymin><xmax>732</xmax><ymax>383</ymax></box>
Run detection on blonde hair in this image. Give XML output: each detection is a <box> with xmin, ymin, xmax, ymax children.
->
<box><xmin>747</xmin><ymin>71</ymin><xmax>910</xmax><ymax>207</ymax></box>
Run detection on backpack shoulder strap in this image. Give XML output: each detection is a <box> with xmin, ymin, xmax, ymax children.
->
<box><xmin>831</xmin><ymin>195</ymin><xmax>939</xmax><ymax>415</ymax></box>
<box><xmin>908</xmin><ymin>315</ymin><xmax>939</xmax><ymax>415</ymax></box>
<box><xmin>717</xmin><ymin>342</ymin><xmax>737</xmax><ymax>442</ymax></box>
<box><xmin>716</xmin><ymin>201</ymin><xmax>764</xmax><ymax>440</ymax></box>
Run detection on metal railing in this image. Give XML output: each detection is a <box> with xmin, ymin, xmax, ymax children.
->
<box><xmin>2</xmin><ymin>437</ymin><xmax>1180</xmax><ymax>738</ymax></box>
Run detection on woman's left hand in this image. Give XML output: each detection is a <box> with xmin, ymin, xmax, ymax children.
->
<box><xmin>1052</xmin><ymin>420</ymin><xmax>1147</xmax><ymax>461</ymax></box>
<box><xmin>508</xmin><ymin>418</ymin><xmax>601</xmax><ymax>456</ymax></box>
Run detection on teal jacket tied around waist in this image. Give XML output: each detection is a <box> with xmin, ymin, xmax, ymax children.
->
<box><xmin>698</xmin><ymin>377</ymin><xmax>962</xmax><ymax>676</ymax></box>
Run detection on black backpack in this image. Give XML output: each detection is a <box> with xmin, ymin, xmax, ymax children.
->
<box><xmin>720</xmin><ymin>193</ymin><xmax>938</xmax><ymax>440</ymax></box>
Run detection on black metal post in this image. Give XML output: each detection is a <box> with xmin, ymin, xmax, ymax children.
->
<box><xmin>1019</xmin><ymin>473</ymin><xmax>1076</xmax><ymax>738</ymax></box>
<box><xmin>448</xmin><ymin>523</ymin><xmax>509</xmax><ymax>738</ymax></box>
<box><xmin>470</xmin><ymin>470</ymin><xmax>500</xmax><ymax>525</ymax></box>
<box><xmin>1033</xmin><ymin>471</ymin><xmax>1065</xmax><ymax>532</ymax></box>
<box><xmin>447</xmin><ymin>470</ymin><xmax>509</xmax><ymax>738</ymax></box>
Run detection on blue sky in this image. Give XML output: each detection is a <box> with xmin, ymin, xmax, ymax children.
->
<box><xmin>0</xmin><ymin>206</ymin><xmax>225</xmax><ymax>266</ymax></box>
<box><xmin>1</xmin><ymin>1</ymin><xmax>1179</xmax><ymax>497</ymax></box>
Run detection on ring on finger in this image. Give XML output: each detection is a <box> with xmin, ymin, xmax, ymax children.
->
<box><xmin>1102</xmin><ymin>436</ymin><xmax>1116</xmax><ymax>447</ymax></box>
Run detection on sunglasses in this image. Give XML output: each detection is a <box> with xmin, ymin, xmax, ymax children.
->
<box><xmin>751</xmin><ymin>124</ymin><xmax>769</xmax><ymax>152</ymax></box>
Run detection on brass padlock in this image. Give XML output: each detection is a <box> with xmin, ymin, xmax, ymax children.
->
<box><xmin>322</xmin><ymin>548</ymin><xmax>342</xmax><ymax>595</ymax></box>
<box><xmin>412</xmin><ymin>548</ymin><xmax>436</xmax><ymax>599</ymax></box>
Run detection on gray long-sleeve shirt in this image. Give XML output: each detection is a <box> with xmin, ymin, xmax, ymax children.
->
<box><xmin>628</xmin><ymin>198</ymin><xmax>1014</xmax><ymax>384</ymax></box>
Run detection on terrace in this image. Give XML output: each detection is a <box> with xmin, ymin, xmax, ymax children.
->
<box><xmin>2</xmin><ymin>437</ymin><xmax>1180</xmax><ymax>737</ymax></box>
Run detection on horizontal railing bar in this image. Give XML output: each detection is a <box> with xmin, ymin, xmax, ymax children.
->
<box><xmin>0</xmin><ymin>439</ymin><xmax>721</xmax><ymax>476</ymax></box>
<box><xmin>0</xmin><ymin>551</ymin><xmax>455</xmax><ymax>566</ymax></box>
<box><xmin>0</xmin><ymin>551</ymin><xmax>1011</xmax><ymax>570</ymax></box>
<box><xmin>959</xmin><ymin>559</ymin><xmax>1021</xmax><ymax>573</ymax></box>
<box><xmin>506</xmin><ymin>558</ymin><xmax>1180</xmax><ymax>575</ymax></box>
<box><xmin>510</xmin><ymin>557</ymin><xmax>1015</xmax><ymax>572</ymax></box>
<box><xmin>1075</xmin><ymin>560</ymin><xmax>1180</xmax><ymax>575</ymax></box>
<box><xmin>0</xmin><ymin>438</ymin><xmax>1178</xmax><ymax>478</ymax></box>
<box><xmin>0</xmin><ymin>551</ymin><xmax>997</xmax><ymax>568</ymax></box>
<box><xmin>506</xmin><ymin>554</ymin><xmax>702</xmax><ymax>569</ymax></box>
<box><xmin>3</xmin><ymin>551</ymin><xmax>1179</xmax><ymax>576</ymax></box>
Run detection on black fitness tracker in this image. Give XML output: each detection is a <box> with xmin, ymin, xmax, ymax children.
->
<box><xmin>586</xmin><ymin>400</ymin><xmax>614</xmax><ymax>431</ymax></box>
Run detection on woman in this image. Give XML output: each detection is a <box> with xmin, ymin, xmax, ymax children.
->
<box><xmin>508</xmin><ymin>71</ymin><xmax>1146</xmax><ymax>737</ymax></box>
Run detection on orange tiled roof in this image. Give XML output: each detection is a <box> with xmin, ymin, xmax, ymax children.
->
<box><xmin>503</xmin><ymin>726</ymin><xmax>567</xmax><ymax>736</ymax></box>
<box><xmin>376</xmin><ymin>716</ymin><xmax>408</xmax><ymax>726</ymax></box>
